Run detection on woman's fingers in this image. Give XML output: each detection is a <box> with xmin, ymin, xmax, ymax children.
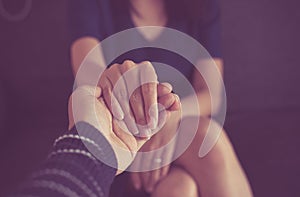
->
<box><xmin>158</xmin><ymin>93</ymin><xmax>176</xmax><ymax>109</ymax></box>
<box><xmin>157</xmin><ymin>82</ymin><xmax>172</xmax><ymax>96</ymax></box>
<box><xmin>100</xmin><ymin>77</ymin><xmax>124</xmax><ymax>120</ymax></box>
<box><xmin>158</xmin><ymin>93</ymin><xmax>181</xmax><ymax>111</ymax></box>
<box><xmin>140</xmin><ymin>62</ymin><xmax>158</xmax><ymax>130</ymax></box>
<box><xmin>141</xmin><ymin>171</ymin><xmax>151</xmax><ymax>193</ymax></box>
<box><xmin>131</xmin><ymin>172</ymin><xmax>142</xmax><ymax>190</ymax></box>
<box><xmin>153</xmin><ymin>109</ymin><xmax>168</xmax><ymax>134</ymax></box>
<box><xmin>146</xmin><ymin>169</ymin><xmax>161</xmax><ymax>193</ymax></box>
<box><xmin>145</xmin><ymin>145</ymin><xmax>174</xmax><ymax>192</ymax></box>
<box><xmin>122</xmin><ymin>109</ymin><xmax>140</xmax><ymax>135</ymax></box>
<box><xmin>160</xmin><ymin>165</ymin><xmax>170</xmax><ymax>178</ymax></box>
<box><xmin>101</xmin><ymin>60</ymin><xmax>165</xmax><ymax>136</ymax></box>
<box><xmin>104</xmin><ymin>62</ymin><xmax>140</xmax><ymax>135</ymax></box>
<box><xmin>130</xmin><ymin>153</ymin><xmax>143</xmax><ymax>190</ymax></box>
<box><xmin>119</xmin><ymin>60</ymin><xmax>157</xmax><ymax>136</ymax></box>
<box><xmin>145</xmin><ymin>148</ymin><xmax>165</xmax><ymax>193</ymax></box>
<box><xmin>168</xmin><ymin>94</ymin><xmax>181</xmax><ymax>111</ymax></box>
<box><xmin>160</xmin><ymin>147</ymin><xmax>173</xmax><ymax>178</ymax></box>
<box><xmin>141</xmin><ymin>82</ymin><xmax>158</xmax><ymax>130</ymax></box>
<box><xmin>129</xmin><ymin>87</ymin><xmax>149</xmax><ymax>136</ymax></box>
<box><xmin>139</xmin><ymin>142</ymin><xmax>159</xmax><ymax>193</ymax></box>
<box><xmin>99</xmin><ymin>64</ymin><xmax>125</xmax><ymax>120</ymax></box>
<box><xmin>116</xmin><ymin>61</ymin><xmax>142</xmax><ymax>135</ymax></box>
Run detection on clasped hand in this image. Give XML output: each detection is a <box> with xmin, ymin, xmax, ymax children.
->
<box><xmin>69</xmin><ymin>60</ymin><xmax>181</xmax><ymax>174</ymax></box>
<box><xmin>99</xmin><ymin>60</ymin><xmax>180</xmax><ymax>138</ymax></box>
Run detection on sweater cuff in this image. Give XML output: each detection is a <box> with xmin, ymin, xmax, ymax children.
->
<box><xmin>50</xmin><ymin>122</ymin><xmax>118</xmax><ymax>196</ymax></box>
<box><xmin>69</xmin><ymin>121</ymin><xmax>117</xmax><ymax>169</ymax></box>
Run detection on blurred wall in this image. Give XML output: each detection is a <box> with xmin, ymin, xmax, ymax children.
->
<box><xmin>0</xmin><ymin>0</ymin><xmax>299</xmax><ymax>196</ymax></box>
<box><xmin>0</xmin><ymin>0</ymin><xmax>73</xmax><ymax>195</ymax></box>
<box><xmin>0</xmin><ymin>80</ymin><xmax>5</xmax><ymax>136</ymax></box>
<box><xmin>221</xmin><ymin>0</ymin><xmax>300</xmax><ymax>196</ymax></box>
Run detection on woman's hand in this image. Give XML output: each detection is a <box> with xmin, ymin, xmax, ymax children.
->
<box><xmin>68</xmin><ymin>86</ymin><xmax>152</xmax><ymax>173</ymax></box>
<box><xmin>130</xmin><ymin>88</ymin><xmax>181</xmax><ymax>193</ymax></box>
<box><xmin>99</xmin><ymin>60</ymin><xmax>159</xmax><ymax>137</ymax></box>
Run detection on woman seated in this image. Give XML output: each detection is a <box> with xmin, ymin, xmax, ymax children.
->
<box><xmin>68</xmin><ymin>0</ymin><xmax>253</xmax><ymax>196</ymax></box>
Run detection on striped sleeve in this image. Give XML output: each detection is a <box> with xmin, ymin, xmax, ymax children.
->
<box><xmin>11</xmin><ymin>122</ymin><xmax>117</xmax><ymax>197</ymax></box>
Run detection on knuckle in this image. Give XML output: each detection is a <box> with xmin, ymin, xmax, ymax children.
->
<box><xmin>137</xmin><ymin>118</ymin><xmax>147</xmax><ymax>125</ymax></box>
<box><xmin>131</xmin><ymin>91</ymin><xmax>142</xmax><ymax>102</ymax></box>
<box><xmin>143</xmin><ymin>84</ymin><xmax>155</xmax><ymax>94</ymax></box>
<box><xmin>110</xmin><ymin>63</ymin><xmax>120</xmax><ymax>70</ymax></box>
<box><xmin>143</xmin><ymin>61</ymin><xmax>155</xmax><ymax>72</ymax></box>
<box><xmin>161</xmin><ymin>82</ymin><xmax>172</xmax><ymax>91</ymax></box>
<box><xmin>141</xmin><ymin>61</ymin><xmax>152</xmax><ymax>67</ymax></box>
<box><xmin>123</xmin><ymin>60</ymin><xmax>135</xmax><ymax>70</ymax></box>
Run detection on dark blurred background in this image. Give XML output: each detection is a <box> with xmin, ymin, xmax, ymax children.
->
<box><xmin>0</xmin><ymin>0</ymin><xmax>299</xmax><ymax>196</ymax></box>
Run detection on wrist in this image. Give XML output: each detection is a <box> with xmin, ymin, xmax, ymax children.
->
<box><xmin>169</xmin><ymin>110</ymin><xmax>181</xmax><ymax>125</ymax></box>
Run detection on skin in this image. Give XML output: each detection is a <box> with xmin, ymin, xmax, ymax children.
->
<box><xmin>70</xmin><ymin>0</ymin><xmax>253</xmax><ymax>196</ymax></box>
<box><xmin>99</xmin><ymin>60</ymin><xmax>166</xmax><ymax>138</ymax></box>
<box><xmin>68</xmin><ymin>86</ymin><xmax>147</xmax><ymax>174</ymax></box>
<box><xmin>68</xmin><ymin>85</ymin><xmax>180</xmax><ymax>175</ymax></box>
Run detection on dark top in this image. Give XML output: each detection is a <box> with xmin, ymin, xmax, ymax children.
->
<box><xmin>68</xmin><ymin>0</ymin><xmax>222</xmax><ymax>87</ymax></box>
<box><xmin>11</xmin><ymin>122</ymin><xmax>117</xmax><ymax>197</ymax></box>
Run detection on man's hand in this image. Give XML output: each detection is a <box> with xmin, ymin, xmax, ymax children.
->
<box><xmin>68</xmin><ymin>86</ymin><xmax>151</xmax><ymax>173</ymax></box>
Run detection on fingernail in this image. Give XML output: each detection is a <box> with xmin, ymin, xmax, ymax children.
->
<box><xmin>146</xmin><ymin>136</ymin><xmax>151</xmax><ymax>140</ymax></box>
<box><xmin>149</xmin><ymin>108</ymin><xmax>158</xmax><ymax>129</ymax></box>
<box><xmin>114</xmin><ymin>111</ymin><xmax>124</xmax><ymax>120</ymax></box>
<box><xmin>119</xmin><ymin>110</ymin><xmax>124</xmax><ymax>120</ymax></box>
<box><xmin>133</xmin><ymin>128</ymin><xmax>139</xmax><ymax>135</ymax></box>
<box><xmin>129</xmin><ymin>118</ymin><xmax>140</xmax><ymax>135</ymax></box>
<box><xmin>149</xmin><ymin>118</ymin><xmax>157</xmax><ymax>130</ymax></box>
<box><xmin>139</xmin><ymin>129</ymin><xmax>151</xmax><ymax>138</ymax></box>
<box><xmin>162</xmin><ymin>82</ymin><xmax>172</xmax><ymax>91</ymax></box>
<box><xmin>146</xmin><ymin>129</ymin><xmax>153</xmax><ymax>138</ymax></box>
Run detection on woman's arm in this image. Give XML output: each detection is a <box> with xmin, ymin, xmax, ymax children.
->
<box><xmin>71</xmin><ymin>37</ymin><xmax>105</xmax><ymax>76</ymax></box>
<box><xmin>181</xmin><ymin>58</ymin><xmax>223</xmax><ymax>117</ymax></box>
<box><xmin>68</xmin><ymin>0</ymin><xmax>107</xmax><ymax>76</ymax></box>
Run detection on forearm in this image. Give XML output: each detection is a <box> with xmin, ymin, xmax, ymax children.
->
<box><xmin>181</xmin><ymin>89</ymin><xmax>214</xmax><ymax>117</ymax></box>
<box><xmin>71</xmin><ymin>37</ymin><xmax>107</xmax><ymax>86</ymax></box>
<box><xmin>183</xmin><ymin>58</ymin><xmax>223</xmax><ymax>117</ymax></box>
<box><xmin>11</xmin><ymin>122</ymin><xmax>117</xmax><ymax>197</ymax></box>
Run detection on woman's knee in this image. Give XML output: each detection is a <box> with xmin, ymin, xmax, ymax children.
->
<box><xmin>176</xmin><ymin>116</ymin><xmax>233</xmax><ymax>168</ymax></box>
<box><xmin>196</xmin><ymin>117</ymin><xmax>236</xmax><ymax>168</ymax></box>
<box><xmin>151</xmin><ymin>167</ymin><xmax>198</xmax><ymax>197</ymax></box>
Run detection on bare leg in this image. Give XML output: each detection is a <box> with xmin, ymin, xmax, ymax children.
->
<box><xmin>112</xmin><ymin>117</ymin><xmax>252</xmax><ymax>197</ymax></box>
<box><xmin>151</xmin><ymin>166</ymin><xmax>198</xmax><ymax>197</ymax></box>
<box><xmin>174</xmin><ymin>117</ymin><xmax>253</xmax><ymax>197</ymax></box>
